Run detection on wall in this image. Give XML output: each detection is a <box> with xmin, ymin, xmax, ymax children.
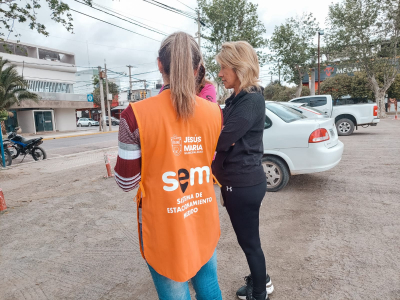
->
<box><xmin>54</xmin><ymin>108</ymin><xmax>77</xmax><ymax>132</ymax></box>
<box><xmin>17</xmin><ymin>111</ymin><xmax>35</xmax><ymax>134</ymax></box>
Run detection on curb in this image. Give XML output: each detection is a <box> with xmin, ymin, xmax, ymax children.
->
<box><xmin>43</xmin><ymin>130</ymin><xmax>118</xmax><ymax>141</ymax></box>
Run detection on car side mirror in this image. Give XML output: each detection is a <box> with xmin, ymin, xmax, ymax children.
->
<box><xmin>264</xmin><ymin>116</ymin><xmax>272</xmax><ymax>129</ymax></box>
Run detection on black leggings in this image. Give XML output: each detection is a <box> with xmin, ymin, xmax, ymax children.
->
<box><xmin>221</xmin><ymin>180</ymin><xmax>267</xmax><ymax>297</ymax></box>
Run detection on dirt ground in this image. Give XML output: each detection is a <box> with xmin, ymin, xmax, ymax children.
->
<box><xmin>1</xmin><ymin>119</ymin><xmax>399</xmax><ymax>300</ymax></box>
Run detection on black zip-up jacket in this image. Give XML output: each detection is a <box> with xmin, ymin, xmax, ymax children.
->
<box><xmin>212</xmin><ymin>87</ymin><xmax>265</xmax><ymax>187</ymax></box>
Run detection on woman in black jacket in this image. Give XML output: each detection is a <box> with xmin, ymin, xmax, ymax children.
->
<box><xmin>212</xmin><ymin>41</ymin><xmax>273</xmax><ymax>300</ymax></box>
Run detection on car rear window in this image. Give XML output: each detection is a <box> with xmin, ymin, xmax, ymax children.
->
<box><xmin>303</xmin><ymin>106</ymin><xmax>324</xmax><ymax>114</ymax></box>
<box><xmin>266</xmin><ymin>103</ymin><xmax>307</xmax><ymax>123</ymax></box>
<box><xmin>309</xmin><ymin>97</ymin><xmax>327</xmax><ymax>107</ymax></box>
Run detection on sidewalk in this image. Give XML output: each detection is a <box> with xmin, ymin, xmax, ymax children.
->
<box><xmin>21</xmin><ymin>127</ymin><xmax>118</xmax><ymax>141</ymax></box>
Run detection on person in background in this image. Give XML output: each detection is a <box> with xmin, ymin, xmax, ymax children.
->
<box><xmin>212</xmin><ymin>41</ymin><xmax>273</xmax><ymax>300</ymax></box>
<box><xmin>159</xmin><ymin>62</ymin><xmax>217</xmax><ymax>103</ymax></box>
<box><xmin>114</xmin><ymin>32</ymin><xmax>222</xmax><ymax>300</ymax></box>
<box><xmin>196</xmin><ymin>63</ymin><xmax>217</xmax><ymax>103</ymax></box>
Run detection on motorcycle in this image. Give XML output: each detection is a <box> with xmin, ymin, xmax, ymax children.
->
<box><xmin>7</xmin><ymin>127</ymin><xmax>47</xmax><ymax>162</ymax></box>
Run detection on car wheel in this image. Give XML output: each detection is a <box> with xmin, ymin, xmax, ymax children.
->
<box><xmin>88</xmin><ymin>123</ymin><xmax>92</xmax><ymax>127</ymax></box>
<box><xmin>336</xmin><ymin>118</ymin><xmax>354</xmax><ymax>136</ymax></box>
<box><xmin>78</xmin><ymin>123</ymin><xmax>82</xmax><ymax>127</ymax></box>
<box><xmin>262</xmin><ymin>156</ymin><xmax>290</xmax><ymax>192</ymax></box>
<box><xmin>112</xmin><ymin>122</ymin><xmax>116</xmax><ymax>126</ymax></box>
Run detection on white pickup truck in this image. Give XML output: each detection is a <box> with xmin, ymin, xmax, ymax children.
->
<box><xmin>289</xmin><ymin>95</ymin><xmax>380</xmax><ymax>136</ymax></box>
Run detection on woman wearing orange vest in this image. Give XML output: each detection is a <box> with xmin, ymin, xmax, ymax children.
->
<box><xmin>114</xmin><ymin>32</ymin><xmax>222</xmax><ymax>300</ymax></box>
<box><xmin>212</xmin><ymin>42</ymin><xmax>273</xmax><ymax>300</ymax></box>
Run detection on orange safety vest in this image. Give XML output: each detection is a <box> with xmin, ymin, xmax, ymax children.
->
<box><xmin>131</xmin><ymin>89</ymin><xmax>221</xmax><ymax>282</ymax></box>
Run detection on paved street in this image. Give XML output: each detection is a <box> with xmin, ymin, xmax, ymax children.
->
<box><xmin>10</xmin><ymin>130</ymin><xmax>118</xmax><ymax>166</ymax></box>
<box><xmin>1</xmin><ymin>119</ymin><xmax>400</xmax><ymax>299</ymax></box>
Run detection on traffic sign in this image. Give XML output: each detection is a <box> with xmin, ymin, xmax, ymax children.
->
<box><xmin>87</xmin><ymin>94</ymin><xmax>94</xmax><ymax>102</ymax></box>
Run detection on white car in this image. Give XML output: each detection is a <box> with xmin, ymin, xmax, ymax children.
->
<box><xmin>77</xmin><ymin>118</ymin><xmax>99</xmax><ymax>127</ymax></box>
<box><xmin>263</xmin><ymin>102</ymin><xmax>344</xmax><ymax>191</ymax></box>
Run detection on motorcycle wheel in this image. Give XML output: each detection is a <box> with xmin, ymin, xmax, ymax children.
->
<box><xmin>0</xmin><ymin>149</ymin><xmax>12</xmax><ymax>167</ymax></box>
<box><xmin>10</xmin><ymin>145</ymin><xmax>20</xmax><ymax>159</ymax></box>
<box><xmin>31</xmin><ymin>146</ymin><xmax>47</xmax><ymax>161</ymax></box>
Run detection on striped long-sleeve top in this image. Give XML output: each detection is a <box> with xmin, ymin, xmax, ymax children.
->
<box><xmin>114</xmin><ymin>107</ymin><xmax>142</xmax><ymax>191</ymax></box>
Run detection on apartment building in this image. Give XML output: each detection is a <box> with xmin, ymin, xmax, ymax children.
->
<box><xmin>0</xmin><ymin>41</ymin><xmax>93</xmax><ymax>134</ymax></box>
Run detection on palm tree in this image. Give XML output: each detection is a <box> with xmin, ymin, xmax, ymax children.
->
<box><xmin>0</xmin><ymin>57</ymin><xmax>38</xmax><ymax>134</ymax></box>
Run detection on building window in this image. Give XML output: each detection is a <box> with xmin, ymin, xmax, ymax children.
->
<box><xmin>26</xmin><ymin>80</ymin><xmax>74</xmax><ymax>94</ymax></box>
<box><xmin>0</xmin><ymin>43</ymin><xmax>28</xmax><ymax>56</ymax></box>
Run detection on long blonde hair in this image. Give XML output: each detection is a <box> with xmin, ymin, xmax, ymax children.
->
<box><xmin>158</xmin><ymin>32</ymin><xmax>202</xmax><ymax>120</ymax></box>
<box><xmin>215</xmin><ymin>41</ymin><xmax>260</xmax><ymax>92</ymax></box>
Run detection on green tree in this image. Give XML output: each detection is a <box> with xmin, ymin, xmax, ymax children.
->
<box><xmin>92</xmin><ymin>75</ymin><xmax>119</xmax><ymax>112</ymax></box>
<box><xmin>263</xmin><ymin>81</ymin><xmax>281</xmax><ymax>100</ymax></box>
<box><xmin>269</xmin><ymin>13</ymin><xmax>320</xmax><ymax>97</ymax></box>
<box><xmin>0</xmin><ymin>57</ymin><xmax>38</xmax><ymax>109</ymax></box>
<box><xmin>0</xmin><ymin>57</ymin><xmax>38</xmax><ymax>133</ymax></box>
<box><xmin>264</xmin><ymin>81</ymin><xmax>309</xmax><ymax>101</ymax></box>
<box><xmin>351</xmin><ymin>72</ymin><xmax>374</xmax><ymax>99</ymax></box>
<box><xmin>0</xmin><ymin>0</ymin><xmax>92</xmax><ymax>41</ymax></box>
<box><xmin>321</xmin><ymin>72</ymin><xmax>375</xmax><ymax>100</ymax></box>
<box><xmin>320</xmin><ymin>74</ymin><xmax>353</xmax><ymax>99</ymax></box>
<box><xmin>387</xmin><ymin>74</ymin><xmax>400</xmax><ymax>99</ymax></box>
<box><xmin>197</xmin><ymin>0</ymin><xmax>267</xmax><ymax>99</ymax></box>
<box><xmin>325</xmin><ymin>0</ymin><xmax>400</xmax><ymax>117</ymax></box>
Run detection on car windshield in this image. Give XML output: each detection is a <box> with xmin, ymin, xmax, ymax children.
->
<box><xmin>266</xmin><ymin>103</ymin><xmax>307</xmax><ymax>123</ymax></box>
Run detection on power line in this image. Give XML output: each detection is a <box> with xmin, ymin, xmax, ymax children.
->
<box><xmin>175</xmin><ymin>0</ymin><xmax>197</xmax><ymax>12</ymax></box>
<box><xmin>73</xmin><ymin>0</ymin><xmax>167</xmax><ymax>36</ymax></box>
<box><xmin>92</xmin><ymin>2</ymin><xmax>169</xmax><ymax>35</ymax></box>
<box><xmin>69</xmin><ymin>9</ymin><xmax>161</xmax><ymax>42</ymax></box>
<box><xmin>143</xmin><ymin>0</ymin><xmax>197</xmax><ymax>20</ymax></box>
<box><xmin>13</xmin><ymin>26</ymin><xmax>156</xmax><ymax>52</ymax></box>
<box><xmin>92</xmin><ymin>2</ymin><xmax>183</xmax><ymax>30</ymax></box>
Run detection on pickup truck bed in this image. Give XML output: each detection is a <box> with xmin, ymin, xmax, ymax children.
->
<box><xmin>289</xmin><ymin>95</ymin><xmax>379</xmax><ymax>136</ymax></box>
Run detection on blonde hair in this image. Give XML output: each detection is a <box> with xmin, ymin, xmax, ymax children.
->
<box><xmin>158</xmin><ymin>32</ymin><xmax>202</xmax><ymax>120</ymax></box>
<box><xmin>215</xmin><ymin>41</ymin><xmax>260</xmax><ymax>92</ymax></box>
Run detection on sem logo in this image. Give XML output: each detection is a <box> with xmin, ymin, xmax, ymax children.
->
<box><xmin>162</xmin><ymin>166</ymin><xmax>210</xmax><ymax>192</ymax></box>
<box><xmin>171</xmin><ymin>135</ymin><xmax>182</xmax><ymax>156</ymax></box>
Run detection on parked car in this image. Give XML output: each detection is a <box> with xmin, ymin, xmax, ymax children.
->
<box><xmin>289</xmin><ymin>95</ymin><xmax>379</xmax><ymax>136</ymax></box>
<box><xmin>263</xmin><ymin>102</ymin><xmax>344</xmax><ymax>192</ymax></box>
<box><xmin>77</xmin><ymin>118</ymin><xmax>99</xmax><ymax>127</ymax></box>
<box><xmin>105</xmin><ymin>116</ymin><xmax>120</xmax><ymax>126</ymax></box>
<box><xmin>281</xmin><ymin>102</ymin><xmax>330</xmax><ymax>119</ymax></box>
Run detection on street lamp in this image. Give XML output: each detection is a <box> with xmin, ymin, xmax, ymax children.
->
<box><xmin>318</xmin><ymin>30</ymin><xmax>324</xmax><ymax>95</ymax></box>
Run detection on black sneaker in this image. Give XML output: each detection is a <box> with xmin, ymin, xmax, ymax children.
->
<box><xmin>245</xmin><ymin>283</ymin><xmax>268</xmax><ymax>300</ymax></box>
<box><xmin>236</xmin><ymin>274</ymin><xmax>274</xmax><ymax>300</ymax></box>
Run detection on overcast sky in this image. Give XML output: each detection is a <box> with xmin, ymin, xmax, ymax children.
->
<box><xmin>7</xmin><ymin>0</ymin><xmax>338</xmax><ymax>90</ymax></box>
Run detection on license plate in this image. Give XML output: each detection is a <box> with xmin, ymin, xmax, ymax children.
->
<box><xmin>329</xmin><ymin>129</ymin><xmax>335</xmax><ymax>137</ymax></box>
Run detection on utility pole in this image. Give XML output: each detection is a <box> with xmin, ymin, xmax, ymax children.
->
<box><xmin>105</xmin><ymin>62</ymin><xmax>112</xmax><ymax>132</ymax></box>
<box><xmin>278</xmin><ymin>59</ymin><xmax>281</xmax><ymax>85</ymax></box>
<box><xmin>318</xmin><ymin>30</ymin><xmax>324</xmax><ymax>95</ymax></box>
<box><xmin>196</xmin><ymin>10</ymin><xmax>201</xmax><ymax>47</ymax></box>
<box><xmin>144</xmin><ymin>80</ymin><xmax>147</xmax><ymax>99</ymax></box>
<box><xmin>98</xmin><ymin>66</ymin><xmax>107</xmax><ymax>132</ymax></box>
<box><xmin>127</xmin><ymin>65</ymin><xmax>133</xmax><ymax>101</ymax></box>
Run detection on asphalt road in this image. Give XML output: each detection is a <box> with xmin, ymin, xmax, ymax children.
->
<box><xmin>45</xmin><ymin>132</ymin><xmax>118</xmax><ymax>156</ymax></box>
<box><xmin>10</xmin><ymin>131</ymin><xmax>118</xmax><ymax>165</ymax></box>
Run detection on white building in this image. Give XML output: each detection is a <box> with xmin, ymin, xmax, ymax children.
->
<box><xmin>1</xmin><ymin>41</ymin><xmax>92</xmax><ymax>134</ymax></box>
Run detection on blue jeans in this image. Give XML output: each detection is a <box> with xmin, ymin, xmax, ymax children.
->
<box><xmin>148</xmin><ymin>250</ymin><xmax>222</xmax><ymax>300</ymax></box>
<box><xmin>140</xmin><ymin>224</ymin><xmax>222</xmax><ymax>300</ymax></box>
